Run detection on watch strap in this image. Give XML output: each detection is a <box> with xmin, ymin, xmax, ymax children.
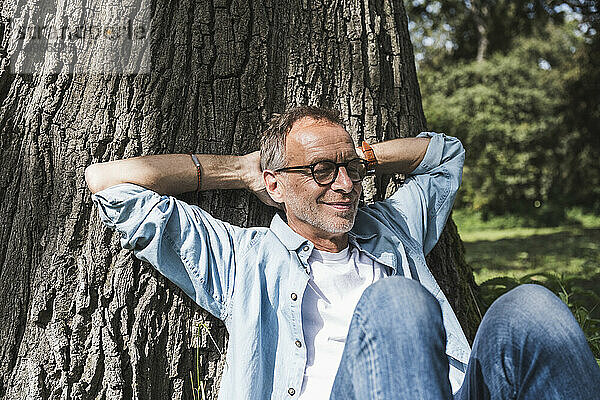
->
<box><xmin>360</xmin><ymin>141</ymin><xmax>377</xmax><ymax>172</ymax></box>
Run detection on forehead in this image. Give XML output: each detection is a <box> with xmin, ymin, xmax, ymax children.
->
<box><xmin>285</xmin><ymin>117</ymin><xmax>355</xmax><ymax>163</ymax></box>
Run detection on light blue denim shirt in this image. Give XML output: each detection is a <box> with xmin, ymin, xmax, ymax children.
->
<box><xmin>91</xmin><ymin>132</ymin><xmax>470</xmax><ymax>399</ymax></box>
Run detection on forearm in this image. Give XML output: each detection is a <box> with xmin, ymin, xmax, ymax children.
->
<box><xmin>85</xmin><ymin>153</ymin><xmax>253</xmax><ymax>195</ymax></box>
<box><xmin>358</xmin><ymin>137</ymin><xmax>431</xmax><ymax>175</ymax></box>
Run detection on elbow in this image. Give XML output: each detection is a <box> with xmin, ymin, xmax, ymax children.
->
<box><xmin>445</xmin><ymin>134</ymin><xmax>464</xmax><ymax>152</ymax></box>
<box><xmin>446</xmin><ymin>135</ymin><xmax>465</xmax><ymax>163</ymax></box>
<box><xmin>85</xmin><ymin>164</ymin><xmax>105</xmax><ymax>194</ymax></box>
<box><xmin>457</xmin><ymin>138</ymin><xmax>465</xmax><ymax>154</ymax></box>
<box><xmin>452</xmin><ymin>135</ymin><xmax>465</xmax><ymax>154</ymax></box>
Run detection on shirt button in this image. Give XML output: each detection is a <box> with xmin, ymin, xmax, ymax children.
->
<box><xmin>295</xmin><ymin>340</ymin><xmax>302</xmax><ymax>348</ymax></box>
<box><xmin>288</xmin><ymin>387</ymin><xmax>296</xmax><ymax>396</ymax></box>
<box><xmin>303</xmin><ymin>245</ymin><xmax>309</xmax><ymax>252</ymax></box>
<box><xmin>291</xmin><ymin>293</ymin><xmax>297</xmax><ymax>301</ymax></box>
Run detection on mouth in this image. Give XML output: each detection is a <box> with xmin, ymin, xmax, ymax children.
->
<box><xmin>322</xmin><ymin>201</ymin><xmax>355</xmax><ymax>211</ymax></box>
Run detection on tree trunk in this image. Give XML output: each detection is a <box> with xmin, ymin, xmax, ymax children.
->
<box><xmin>0</xmin><ymin>0</ymin><xmax>480</xmax><ymax>398</ymax></box>
<box><xmin>468</xmin><ymin>0</ymin><xmax>490</xmax><ymax>62</ymax></box>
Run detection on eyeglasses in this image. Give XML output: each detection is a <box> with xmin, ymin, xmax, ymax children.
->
<box><xmin>274</xmin><ymin>158</ymin><xmax>370</xmax><ymax>186</ymax></box>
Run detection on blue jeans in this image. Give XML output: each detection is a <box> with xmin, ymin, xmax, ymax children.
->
<box><xmin>330</xmin><ymin>277</ymin><xmax>600</xmax><ymax>400</ymax></box>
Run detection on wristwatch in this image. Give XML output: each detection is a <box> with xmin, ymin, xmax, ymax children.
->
<box><xmin>359</xmin><ymin>141</ymin><xmax>378</xmax><ymax>172</ymax></box>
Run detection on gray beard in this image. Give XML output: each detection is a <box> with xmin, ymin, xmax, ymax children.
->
<box><xmin>284</xmin><ymin>196</ymin><xmax>357</xmax><ymax>234</ymax></box>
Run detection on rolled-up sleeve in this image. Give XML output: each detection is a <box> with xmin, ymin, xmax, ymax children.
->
<box><xmin>382</xmin><ymin>132</ymin><xmax>465</xmax><ymax>254</ymax></box>
<box><xmin>91</xmin><ymin>183</ymin><xmax>247</xmax><ymax>320</ymax></box>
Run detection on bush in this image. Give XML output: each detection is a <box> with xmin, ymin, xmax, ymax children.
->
<box><xmin>419</xmin><ymin>25</ymin><xmax>599</xmax><ymax>218</ymax></box>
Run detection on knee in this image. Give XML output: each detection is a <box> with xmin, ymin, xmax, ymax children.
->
<box><xmin>359</xmin><ymin>277</ymin><xmax>440</xmax><ymax>312</ymax></box>
<box><xmin>355</xmin><ymin>277</ymin><xmax>443</xmax><ymax>333</ymax></box>
<box><xmin>484</xmin><ymin>284</ymin><xmax>580</xmax><ymax>344</ymax></box>
<box><xmin>491</xmin><ymin>284</ymin><xmax>568</xmax><ymax>321</ymax></box>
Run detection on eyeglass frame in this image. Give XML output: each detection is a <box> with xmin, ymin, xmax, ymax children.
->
<box><xmin>273</xmin><ymin>158</ymin><xmax>373</xmax><ymax>186</ymax></box>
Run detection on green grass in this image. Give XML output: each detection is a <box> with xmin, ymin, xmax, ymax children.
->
<box><xmin>454</xmin><ymin>208</ymin><xmax>600</xmax><ymax>286</ymax></box>
<box><xmin>454</xmin><ymin>208</ymin><xmax>600</xmax><ymax>363</ymax></box>
<box><xmin>190</xmin><ymin>321</ymin><xmax>225</xmax><ymax>400</ymax></box>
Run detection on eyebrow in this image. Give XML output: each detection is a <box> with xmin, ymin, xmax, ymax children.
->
<box><xmin>306</xmin><ymin>156</ymin><xmax>334</xmax><ymax>164</ymax></box>
<box><xmin>307</xmin><ymin>154</ymin><xmax>361</xmax><ymax>165</ymax></box>
<box><xmin>309</xmin><ymin>149</ymin><xmax>359</xmax><ymax>164</ymax></box>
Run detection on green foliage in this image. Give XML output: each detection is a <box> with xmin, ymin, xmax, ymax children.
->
<box><xmin>558</xmin><ymin>30</ymin><xmax>600</xmax><ymax>211</ymax></box>
<box><xmin>419</xmin><ymin>23</ymin><xmax>600</xmax><ymax>218</ymax></box>
<box><xmin>409</xmin><ymin>0</ymin><xmax>600</xmax><ymax>218</ymax></box>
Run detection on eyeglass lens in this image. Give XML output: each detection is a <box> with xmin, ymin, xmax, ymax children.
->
<box><xmin>313</xmin><ymin>160</ymin><xmax>367</xmax><ymax>184</ymax></box>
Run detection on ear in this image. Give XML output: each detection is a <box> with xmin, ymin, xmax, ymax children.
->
<box><xmin>264</xmin><ymin>170</ymin><xmax>285</xmax><ymax>204</ymax></box>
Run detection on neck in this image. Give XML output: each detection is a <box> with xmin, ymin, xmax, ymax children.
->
<box><xmin>287</xmin><ymin>218</ymin><xmax>349</xmax><ymax>252</ymax></box>
<box><xmin>311</xmin><ymin>235</ymin><xmax>349</xmax><ymax>252</ymax></box>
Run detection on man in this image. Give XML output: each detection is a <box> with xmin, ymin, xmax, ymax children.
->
<box><xmin>86</xmin><ymin>106</ymin><xmax>600</xmax><ymax>399</ymax></box>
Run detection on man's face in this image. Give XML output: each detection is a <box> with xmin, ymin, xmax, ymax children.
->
<box><xmin>277</xmin><ymin>117</ymin><xmax>362</xmax><ymax>239</ymax></box>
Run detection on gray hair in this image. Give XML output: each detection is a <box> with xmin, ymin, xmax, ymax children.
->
<box><xmin>260</xmin><ymin>106</ymin><xmax>345</xmax><ymax>171</ymax></box>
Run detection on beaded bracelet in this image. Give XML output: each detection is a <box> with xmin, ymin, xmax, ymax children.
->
<box><xmin>190</xmin><ymin>153</ymin><xmax>202</xmax><ymax>203</ymax></box>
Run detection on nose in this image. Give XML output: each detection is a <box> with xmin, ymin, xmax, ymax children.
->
<box><xmin>330</xmin><ymin>166</ymin><xmax>354</xmax><ymax>193</ymax></box>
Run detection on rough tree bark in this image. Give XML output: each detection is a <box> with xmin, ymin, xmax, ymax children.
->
<box><xmin>0</xmin><ymin>0</ymin><xmax>481</xmax><ymax>398</ymax></box>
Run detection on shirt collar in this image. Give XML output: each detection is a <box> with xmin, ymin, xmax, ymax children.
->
<box><xmin>269</xmin><ymin>213</ymin><xmax>313</xmax><ymax>252</ymax></box>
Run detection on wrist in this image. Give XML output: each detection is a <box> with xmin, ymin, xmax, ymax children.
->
<box><xmin>240</xmin><ymin>151</ymin><xmax>262</xmax><ymax>191</ymax></box>
<box><xmin>358</xmin><ymin>141</ymin><xmax>378</xmax><ymax>172</ymax></box>
<box><xmin>190</xmin><ymin>154</ymin><xmax>202</xmax><ymax>192</ymax></box>
<box><xmin>355</xmin><ymin>146</ymin><xmax>365</xmax><ymax>159</ymax></box>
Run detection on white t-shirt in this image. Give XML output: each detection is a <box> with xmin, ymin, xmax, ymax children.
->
<box><xmin>298</xmin><ymin>244</ymin><xmax>390</xmax><ymax>399</ymax></box>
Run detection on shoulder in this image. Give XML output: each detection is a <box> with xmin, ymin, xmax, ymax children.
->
<box><xmin>352</xmin><ymin>203</ymin><xmax>410</xmax><ymax>237</ymax></box>
<box><xmin>233</xmin><ymin>226</ymin><xmax>288</xmax><ymax>260</ymax></box>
